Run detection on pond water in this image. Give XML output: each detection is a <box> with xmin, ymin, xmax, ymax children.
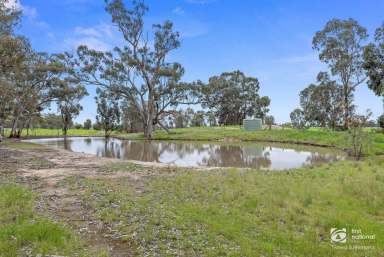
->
<box><xmin>26</xmin><ymin>137</ymin><xmax>346</xmax><ymax>170</ymax></box>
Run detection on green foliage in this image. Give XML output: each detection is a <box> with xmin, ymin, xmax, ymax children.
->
<box><xmin>378</xmin><ymin>114</ymin><xmax>384</xmax><ymax>128</ymax></box>
<box><xmin>83</xmin><ymin>119</ymin><xmax>92</xmax><ymax>130</ymax></box>
<box><xmin>290</xmin><ymin>108</ymin><xmax>307</xmax><ymax>129</ymax></box>
<box><xmin>70</xmin><ymin>0</ymin><xmax>197</xmax><ymax>138</ymax></box>
<box><xmin>200</xmin><ymin>70</ymin><xmax>263</xmax><ymax>125</ymax></box>
<box><xmin>363</xmin><ymin>23</ymin><xmax>384</xmax><ymax>98</ymax></box>
<box><xmin>297</xmin><ymin>72</ymin><xmax>344</xmax><ymax>129</ymax></box>
<box><xmin>96</xmin><ymin>89</ymin><xmax>120</xmax><ymax>137</ymax></box>
<box><xmin>55</xmin><ymin>83</ymin><xmax>88</xmax><ymax>136</ymax></box>
<box><xmin>313</xmin><ymin>18</ymin><xmax>368</xmax><ymax>129</ymax></box>
<box><xmin>191</xmin><ymin>111</ymin><xmax>205</xmax><ymax>127</ymax></box>
<box><xmin>255</xmin><ymin>96</ymin><xmax>271</xmax><ymax>123</ymax></box>
<box><xmin>38</xmin><ymin>114</ymin><xmax>63</xmax><ymax>129</ymax></box>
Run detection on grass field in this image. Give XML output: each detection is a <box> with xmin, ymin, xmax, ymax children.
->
<box><xmin>0</xmin><ymin>184</ymin><xmax>88</xmax><ymax>257</ymax></box>
<box><xmin>4</xmin><ymin>128</ymin><xmax>105</xmax><ymax>137</ymax></box>
<box><xmin>66</xmin><ymin>157</ymin><xmax>384</xmax><ymax>257</ymax></box>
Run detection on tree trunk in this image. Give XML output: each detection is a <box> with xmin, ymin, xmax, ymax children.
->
<box><xmin>144</xmin><ymin>120</ymin><xmax>153</xmax><ymax>139</ymax></box>
<box><xmin>144</xmin><ymin>91</ymin><xmax>155</xmax><ymax>139</ymax></box>
<box><xmin>9</xmin><ymin>116</ymin><xmax>19</xmax><ymax>138</ymax></box>
<box><xmin>63</xmin><ymin>124</ymin><xmax>68</xmax><ymax>137</ymax></box>
<box><xmin>343</xmin><ymin>86</ymin><xmax>350</xmax><ymax>130</ymax></box>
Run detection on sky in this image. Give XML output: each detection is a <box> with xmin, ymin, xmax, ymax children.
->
<box><xmin>13</xmin><ymin>0</ymin><xmax>384</xmax><ymax>124</ymax></box>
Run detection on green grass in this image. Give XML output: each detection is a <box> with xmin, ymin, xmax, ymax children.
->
<box><xmin>0</xmin><ymin>184</ymin><xmax>88</xmax><ymax>257</ymax></box>
<box><xmin>68</xmin><ymin>157</ymin><xmax>384</xmax><ymax>257</ymax></box>
<box><xmin>0</xmin><ymin>140</ymin><xmax>47</xmax><ymax>150</ymax></box>
<box><xmin>4</xmin><ymin>128</ymin><xmax>104</xmax><ymax>138</ymax></box>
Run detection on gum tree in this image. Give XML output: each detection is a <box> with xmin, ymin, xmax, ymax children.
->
<box><xmin>313</xmin><ymin>18</ymin><xmax>368</xmax><ymax>129</ymax></box>
<box><xmin>363</xmin><ymin>23</ymin><xmax>384</xmax><ymax>111</ymax></box>
<box><xmin>200</xmin><ymin>70</ymin><xmax>262</xmax><ymax>125</ymax></box>
<box><xmin>55</xmin><ymin>83</ymin><xmax>88</xmax><ymax>137</ymax></box>
<box><xmin>95</xmin><ymin>88</ymin><xmax>120</xmax><ymax>138</ymax></box>
<box><xmin>255</xmin><ymin>96</ymin><xmax>271</xmax><ymax>124</ymax></box>
<box><xmin>69</xmin><ymin>0</ymin><xmax>196</xmax><ymax>139</ymax></box>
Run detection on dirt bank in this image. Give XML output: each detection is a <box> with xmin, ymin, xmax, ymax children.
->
<box><xmin>0</xmin><ymin>142</ymin><xmax>180</xmax><ymax>256</ymax></box>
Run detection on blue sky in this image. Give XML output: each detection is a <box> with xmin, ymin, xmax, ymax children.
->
<box><xmin>14</xmin><ymin>0</ymin><xmax>384</xmax><ymax>123</ymax></box>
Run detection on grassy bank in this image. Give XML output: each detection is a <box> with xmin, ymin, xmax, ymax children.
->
<box><xmin>66</xmin><ymin>157</ymin><xmax>384</xmax><ymax>257</ymax></box>
<box><xmin>0</xmin><ymin>184</ymin><xmax>87</xmax><ymax>257</ymax></box>
<box><xmin>4</xmin><ymin>128</ymin><xmax>104</xmax><ymax>138</ymax></box>
<box><xmin>122</xmin><ymin>127</ymin><xmax>384</xmax><ymax>155</ymax></box>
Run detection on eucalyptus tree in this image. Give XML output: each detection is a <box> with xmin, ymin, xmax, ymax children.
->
<box><xmin>0</xmin><ymin>0</ymin><xmax>22</xmax><ymax>135</ymax></box>
<box><xmin>95</xmin><ymin>88</ymin><xmax>120</xmax><ymax>138</ymax></box>
<box><xmin>254</xmin><ymin>96</ymin><xmax>271</xmax><ymax>123</ymax></box>
<box><xmin>207</xmin><ymin>111</ymin><xmax>217</xmax><ymax>127</ymax></box>
<box><xmin>7</xmin><ymin>50</ymin><xmax>67</xmax><ymax>137</ymax></box>
<box><xmin>290</xmin><ymin>108</ymin><xmax>307</xmax><ymax>129</ymax></box>
<box><xmin>55</xmin><ymin>83</ymin><xmax>88</xmax><ymax>137</ymax></box>
<box><xmin>264</xmin><ymin>115</ymin><xmax>275</xmax><ymax>130</ymax></box>
<box><xmin>121</xmin><ymin>99</ymin><xmax>143</xmax><ymax>133</ymax></box>
<box><xmin>68</xmin><ymin>0</ymin><xmax>196</xmax><ymax>138</ymax></box>
<box><xmin>200</xmin><ymin>70</ymin><xmax>261</xmax><ymax>125</ymax></box>
<box><xmin>191</xmin><ymin>111</ymin><xmax>205</xmax><ymax>127</ymax></box>
<box><xmin>313</xmin><ymin>18</ymin><xmax>368</xmax><ymax>129</ymax></box>
<box><xmin>298</xmin><ymin>72</ymin><xmax>344</xmax><ymax>129</ymax></box>
<box><xmin>84</xmin><ymin>119</ymin><xmax>92</xmax><ymax>130</ymax></box>
<box><xmin>1</xmin><ymin>2</ymin><xmax>68</xmax><ymax>137</ymax></box>
<box><xmin>363</xmin><ymin>23</ymin><xmax>384</xmax><ymax>110</ymax></box>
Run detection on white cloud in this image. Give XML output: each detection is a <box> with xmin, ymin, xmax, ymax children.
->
<box><xmin>7</xmin><ymin>2</ymin><xmax>50</xmax><ymax>29</ymax></box>
<box><xmin>65</xmin><ymin>23</ymin><xmax>117</xmax><ymax>51</ymax></box>
<box><xmin>172</xmin><ymin>7</ymin><xmax>185</xmax><ymax>16</ymax></box>
<box><xmin>75</xmin><ymin>27</ymin><xmax>102</xmax><ymax>38</ymax></box>
<box><xmin>65</xmin><ymin>37</ymin><xmax>110</xmax><ymax>52</ymax></box>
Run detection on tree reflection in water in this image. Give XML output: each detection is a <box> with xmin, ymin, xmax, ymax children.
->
<box><xmin>27</xmin><ymin>137</ymin><xmax>346</xmax><ymax>170</ymax></box>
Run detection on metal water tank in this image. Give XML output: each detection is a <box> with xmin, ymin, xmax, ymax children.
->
<box><xmin>243</xmin><ymin>118</ymin><xmax>262</xmax><ymax>131</ymax></box>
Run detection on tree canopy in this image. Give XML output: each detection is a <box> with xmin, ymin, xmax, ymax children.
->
<box><xmin>363</xmin><ymin>23</ymin><xmax>384</xmax><ymax>106</ymax></box>
<box><xmin>313</xmin><ymin>18</ymin><xmax>368</xmax><ymax>129</ymax></box>
<box><xmin>65</xmin><ymin>0</ymin><xmax>198</xmax><ymax>138</ymax></box>
<box><xmin>200</xmin><ymin>70</ymin><xmax>267</xmax><ymax>125</ymax></box>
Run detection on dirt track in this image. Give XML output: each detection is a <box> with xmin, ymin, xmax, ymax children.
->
<box><xmin>0</xmin><ymin>144</ymin><xmax>156</xmax><ymax>256</ymax></box>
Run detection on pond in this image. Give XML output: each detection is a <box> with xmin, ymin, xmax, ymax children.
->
<box><xmin>26</xmin><ymin>137</ymin><xmax>346</xmax><ymax>170</ymax></box>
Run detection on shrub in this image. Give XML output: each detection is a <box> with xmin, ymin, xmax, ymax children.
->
<box><xmin>347</xmin><ymin>113</ymin><xmax>372</xmax><ymax>160</ymax></box>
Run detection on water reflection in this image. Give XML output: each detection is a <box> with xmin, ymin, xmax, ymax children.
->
<box><xmin>26</xmin><ymin>137</ymin><xmax>345</xmax><ymax>170</ymax></box>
